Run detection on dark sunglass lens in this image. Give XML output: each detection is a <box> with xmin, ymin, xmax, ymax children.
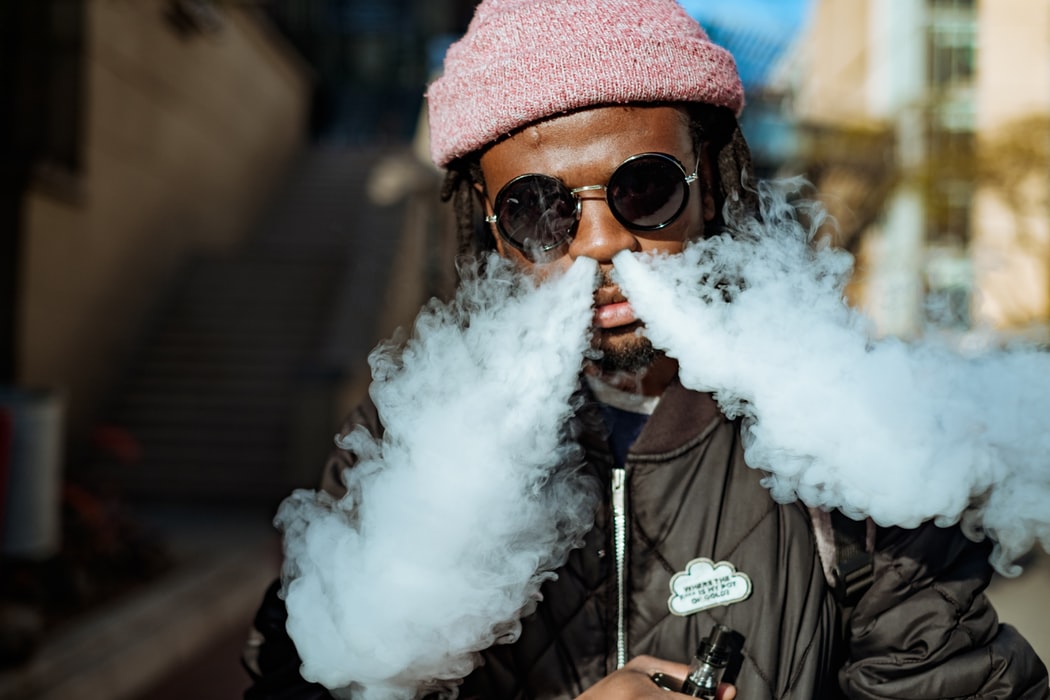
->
<box><xmin>496</xmin><ymin>175</ymin><xmax>577</xmax><ymax>252</ymax></box>
<box><xmin>608</xmin><ymin>155</ymin><xmax>687</xmax><ymax>229</ymax></box>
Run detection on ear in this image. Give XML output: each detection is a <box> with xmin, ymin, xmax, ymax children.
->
<box><xmin>698</xmin><ymin>143</ymin><xmax>717</xmax><ymax>223</ymax></box>
<box><xmin>473</xmin><ymin>182</ymin><xmax>509</xmax><ymax>256</ymax></box>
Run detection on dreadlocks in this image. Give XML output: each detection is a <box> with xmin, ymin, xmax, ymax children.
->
<box><xmin>438</xmin><ymin>104</ymin><xmax>759</xmax><ymax>262</ymax></box>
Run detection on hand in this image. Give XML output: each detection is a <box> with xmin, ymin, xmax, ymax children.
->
<box><xmin>574</xmin><ymin>655</ymin><xmax>737</xmax><ymax>699</ymax></box>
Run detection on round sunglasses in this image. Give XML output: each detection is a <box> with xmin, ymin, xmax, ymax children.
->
<box><xmin>484</xmin><ymin>152</ymin><xmax>698</xmax><ymax>261</ymax></box>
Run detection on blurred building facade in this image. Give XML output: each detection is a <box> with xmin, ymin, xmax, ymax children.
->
<box><xmin>790</xmin><ymin>0</ymin><xmax>1050</xmax><ymax>342</ymax></box>
<box><xmin>9</xmin><ymin>0</ymin><xmax>312</xmax><ymax>441</ymax></box>
<box><xmin>0</xmin><ymin>0</ymin><xmax>314</xmax><ymax>684</ymax></box>
<box><xmin>2</xmin><ymin>0</ymin><xmax>477</xmax><ymax>522</ymax></box>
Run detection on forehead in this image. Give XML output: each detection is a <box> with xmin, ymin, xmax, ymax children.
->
<box><xmin>480</xmin><ymin>105</ymin><xmax>693</xmax><ymax>188</ymax></box>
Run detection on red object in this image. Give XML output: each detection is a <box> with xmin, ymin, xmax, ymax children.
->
<box><xmin>91</xmin><ymin>424</ymin><xmax>143</xmax><ymax>465</ymax></box>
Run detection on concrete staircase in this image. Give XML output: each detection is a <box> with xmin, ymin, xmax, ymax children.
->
<box><xmin>82</xmin><ymin>145</ymin><xmax>428</xmax><ymax>505</ymax></box>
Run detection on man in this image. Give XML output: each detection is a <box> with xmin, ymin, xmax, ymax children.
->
<box><xmin>245</xmin><ymin>0</ymin><xmax>1049</xmax><ymax>698</ymax></box>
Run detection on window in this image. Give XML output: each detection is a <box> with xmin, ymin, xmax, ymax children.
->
<box><xmin>926</xmin><ymin>0</ymin><xmax>978</xmax><ymax>90</ymax></box>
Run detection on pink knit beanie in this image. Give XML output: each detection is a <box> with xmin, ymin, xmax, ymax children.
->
<box><xmin>426</xmin><ymin>0</ymin><xmax>744</xmax><ymax>168</ymax></box>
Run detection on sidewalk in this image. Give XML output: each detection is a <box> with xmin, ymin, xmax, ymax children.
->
<box><xmin>0</xmin><ymin>505</ymin><xmax>279</xmax><ymax>700</ymax></box>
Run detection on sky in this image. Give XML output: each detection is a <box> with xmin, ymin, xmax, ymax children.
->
<box><xmin>679</xmin><ymin>0</ymin><xmax>813</xmax><ymax>34</ymax></box>
<box><xmin>679</xmin><ymin>0</ymin><xmax>814</xmax><ymax>90</ymax></box>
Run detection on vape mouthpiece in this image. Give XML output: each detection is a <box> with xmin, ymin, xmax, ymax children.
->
<box><xmin>696</xmin><ymin>623</ymin><xmax>733</xmax><ymax>665</ymax></box>
<box><xmin>679</xmin><ymin>623</ymin><xmax>735</xmax><ymax>698</ymax></box>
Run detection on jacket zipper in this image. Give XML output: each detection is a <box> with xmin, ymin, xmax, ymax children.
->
<box><xmin>612</xmin><ymin>466</ymin><xmax>628</xmax><ymax>669</ymax></box>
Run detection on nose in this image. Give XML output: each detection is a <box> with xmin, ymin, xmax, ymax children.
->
<box><xmin>567</xmin><ymin>195</ymin><xmax>639</xmax><ymax>263</ymax></box>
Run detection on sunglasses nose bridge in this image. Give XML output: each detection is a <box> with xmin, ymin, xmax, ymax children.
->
<box><xmin>569</xmin><ymin>184</ymin><xmax>606</xmax><ymax>196</ymax></box>
<box><xmin>568</xmin><ymin>183</ymin><xmax>609</xmax><ymax>221</ymax></box>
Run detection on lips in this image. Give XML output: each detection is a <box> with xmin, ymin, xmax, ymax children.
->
<box><xmin>594</xmin><ymin>300</ymin><xmax>637</xmax><ymax>328</ymax></box>
<box><xmin>593</xmin><ymin>286</ymin><xmax>638</xmax><ymax>329</ymax></box>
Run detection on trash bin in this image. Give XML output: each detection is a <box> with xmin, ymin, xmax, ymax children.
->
<box><xmin>0</xmin><ymin>388</ymin><xmax>64</xmax><ymax>559</ymax></box>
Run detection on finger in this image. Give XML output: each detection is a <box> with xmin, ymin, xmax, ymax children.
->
<box><xmin>717</xmin><ymin>682</ymin><xmax>737</xmax><ymax>700</ymax></box>
<box><xmin>623</xmin><ymin>654</ymin><xmax>692</xmax><ymax>679</ymax></box>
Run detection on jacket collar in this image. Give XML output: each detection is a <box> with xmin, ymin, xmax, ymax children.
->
<box><xmin>629</xmin><ymin>376</ymin><xmax>723</xmax><ymax>457</ymax></box>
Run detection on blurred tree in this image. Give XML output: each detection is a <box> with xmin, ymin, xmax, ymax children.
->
<box><xmin>260</xmin><ymin>0</ymin><xmax>477</xmax><ymax>144</ymax></box>
<box><xmin>975</xmin><ymin>116</ymin><xmax>1050</xmax><ymax>247</ymax></box>
<box><xmin>798</xmin><ymin>111</ymin><xmax>1050</xmax><ymax>331</ymax></box>
<box><xmin>795</xmin><ymin>122</ymin><xmax>898</xmax><ymax>252</ymax></box>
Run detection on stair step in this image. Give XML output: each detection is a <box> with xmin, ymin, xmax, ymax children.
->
<box><xmin>84</xmin><ymin>146</ymin><xmax>410</xmax><ymax>502</ymax></box>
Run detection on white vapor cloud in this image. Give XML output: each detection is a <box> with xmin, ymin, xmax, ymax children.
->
<box><xmin>612</xmin><ymin>179</ymin><xmax>1050</xmax><ymax>577</ymax></box>
<box><xmin>275</xmin><ymin>255</ymin><xmax>601</xmax><ymax>699</ymax></box>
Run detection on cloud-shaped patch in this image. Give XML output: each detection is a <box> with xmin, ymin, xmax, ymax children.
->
<box><xmin>668</xmin><ymin>557</ymin><xmax>752</xmax><ymax>616</ymax></box>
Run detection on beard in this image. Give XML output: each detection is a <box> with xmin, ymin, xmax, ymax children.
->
<box><xmin>594</xmin><ymin>327</ymin><xmax>656</xmax><ymax>374</ymax></box>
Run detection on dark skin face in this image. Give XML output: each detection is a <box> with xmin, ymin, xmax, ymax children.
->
<box><xmin>478</xmin><ymin>105</ymin><xmax>717</xmax><ymax>396</ymax></box>
<box><xmin>480</xmin><ymin>106</ymin><xmax>734</xmax><ymax>698</ymax></box>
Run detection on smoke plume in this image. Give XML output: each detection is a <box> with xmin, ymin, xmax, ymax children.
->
<box><xmin>275</xmin><ymin>255</ymin><xmax>600</xmax><ymax>699</ymax></box>
<box><xmin>612</xmin><ymin>179</ymin><xmax>1050</xmax><ymax>576</ymax></box>
<box><xmin>276</xmin><ymin>178</ymin><xmax>1049</xmax><ymax>697</ymax></box>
